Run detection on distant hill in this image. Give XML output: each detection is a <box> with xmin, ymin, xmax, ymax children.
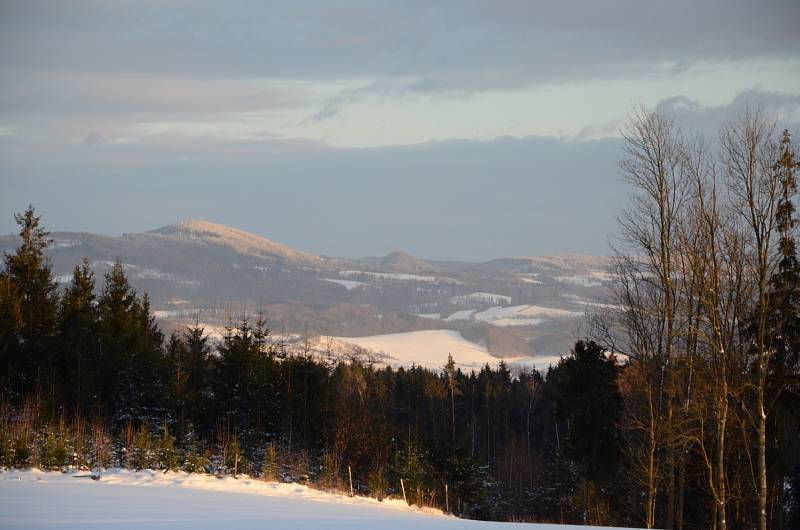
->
<box><xmin>0</xmin><ymin>220</ymin><xmax>614</xmax><ymax>358</ymax></box>
<box><xmin>355</xmin><ymin>250</ymin><xmax>439</xmax><ymax>274</ymax></box>
<box><xmin>149</xmin><ymin>219</ymin><xmax>329</xmax><ymax>268</ymax></box>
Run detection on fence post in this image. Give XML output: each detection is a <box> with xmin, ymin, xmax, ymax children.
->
<box><xmin>445</xmin><ymin>483</ymin><xmax>449</xmax><ymax>513</ymax></box>
<box><xmin>348</xmin><ymin>465</ymin><xmax>354</xmax><ymax>497</ymax></box>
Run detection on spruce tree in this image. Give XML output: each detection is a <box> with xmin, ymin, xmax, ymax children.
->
<box><xmin>554</xmin><ymin>340</ymin><xmax>622</xmax><ymax>521</ymax></box>
<box><xmin>97</xmin><ymin>260</ymin><xmax>164</xmax><ymax>422</ymax></box>
<box><xmin>767</xmin><ymin>130</ymin><xmax>800</xmax><ymax>384</ymax></box>
<box><xmin>168</xmin><ymin>323</ymin><xmax>210</xmax><ymax>437</ymax></box>
<box><xmin>57</xmin><ymin>257</ymin><xmax>99</xmax><ymax>411</ymax></box>
<box><xmin>0</xmin><ymin>270</ymin><xmax>20</xmax><ymax>399</ymax></box>
<box><xmin>1</xmin><ymin>206</ymin><xmax>58</xmax><ymax>398</ymax></box>
<box><xmin>765</xmin><ymin>130</ymin><xmax>800</xmax><ymax>527</ymax></box>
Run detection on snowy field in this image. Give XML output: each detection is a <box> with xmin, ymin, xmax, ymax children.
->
<box><xmin>0</xmin><ymin>470</ymin><xmax>635</xmax><ymax>530</ymax></box>
<box><xmin>442</xmin><ymin>305</ymin><xmax>581</xmax><ymax>327</ymax></box>
<box><xmin>333</xmin><ymin>330</ymin><xmax>523</xmax><ymax>370</ymax></box>
<box><xmin>330</xmin><ymin>330</ymin><xmax>563</xmax><ymax>372</ymax></box>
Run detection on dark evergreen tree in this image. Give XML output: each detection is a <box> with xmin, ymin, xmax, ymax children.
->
<box><xmin>764</xmin><ymin>130</ymin><xmax>800</xmax><ymax>527</ymax></box>
<box><xmin>211</xmin><ymin>315</ymin><xmax>279</xmax><ymax>440</ymax></box>
<box><xmin>0</xmin><ymin>206</ymin><xmax>58</xmax><ymax>399</ymax></box>
<box><xmin>96</xmin><ymin>260</ymin><xmax>164</xmax><ymax>422</ymax></box>
<box><xmin>181</xmin><ymin>323</ymin><xmax>211</xmax><ymax>435</ymax></box>
<box><xmin>57</xmin><ymin>258</ymin><xmax>99</xmax><ymax>412</ymax></box>
<box><xmin>554</xmin><ymin>340</ymin><xmax>622</xmax><ymax>521</ymax></box>
<box><xmin>0</xmin><ymin>269</ymin><xmax>20</xmax><ymax>400</ymax></box>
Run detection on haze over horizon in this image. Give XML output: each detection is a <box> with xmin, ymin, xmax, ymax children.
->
<box><xmin>2</xmin><ymin>1</ymin><xmax>799</xmax><ymax>261</ymax></box>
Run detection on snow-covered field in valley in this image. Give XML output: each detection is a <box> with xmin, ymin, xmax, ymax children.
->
<box><xmin>0</xmin><ymin>470</ymin><xmax>637</xmax><ymax>530</ymax></box>
<box><xmin>330</xmin><ymin>330</ymin><xmax>563</xmax><ymax>372</ymax></box>
<box><xmin>333</xmin><ymin>330</ymin><xmax>519</xmax><ymax>370</ymax></box>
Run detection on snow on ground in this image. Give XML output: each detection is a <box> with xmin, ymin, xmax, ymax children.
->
<box><xmin>323</xmin><ymin>278</ymin><xmax>369</xmax><ymax>290</ymax></box>
<box><xmin>487</xmin><ymin>318</ymin><xmax>545</xmax><ymax>327</ymax></box>
<box><xmin>471</xmin><ymin>305</ymin><xmax>581</xmax><ymax>327</ymax></box>
<box><xmin>507</xmin><ymin>354</ymin><xmax>565</xmax><ymax>373</ymax></box>
<box><xmin>89</xmin><ymin>260</ymin><xmax>198</xmax><ymax>285</ymax></box>
<box><xmin>443</xmin><ymin>305</ymin><xmax>579</xmax><ymax>327</ymax></box>
<box><xmin>553</xmin><ymin>276</ymin><xmax>603</xmax><ymax>288</ymax></box>
<box><xmin>572</xmin><ymin>300</ymin><xmax>620</xmax><ymax>310</ymax></box>
<box><xmin>0</xmin><ymin>469</ymin><xmax>637</xmax><ymax>530</ymax></box>
<box><xmin>415</xmin><ymin>313</ymin><xmax>442</xmax><ymax>319</ymax></box>
<box><xmin>333</xmin><ymin>330</ymin><xmax>523</xmax><ymax>371</ymax></box>
<box><xmin>339</xmin><ymin>270</ymin><xmax>438</xmax><ymax>283</ymax></box>
<box><xmin>53</xmin><ymin>238</ymin><xmax>82</xmax><ymax>248</ymax></box>
<box><xmin>450</xmin><ymin>292</ymin><xmax>513</xmax><ymax>305</ymax></box>
<box><xmin>153</xmin><ymin>309</ymin><xmax>203</xmax><ymax>319</ymax></box>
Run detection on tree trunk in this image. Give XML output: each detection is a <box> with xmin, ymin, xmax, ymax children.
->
<box><xmin>758</xmin><ymin>396</ymin><xmax>768</xmax><ymax>530</ymax></box>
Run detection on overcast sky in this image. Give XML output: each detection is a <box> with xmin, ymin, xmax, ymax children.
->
<box><xmin>1</xmin><ymin>1</ymin><xmax>799</xmax><ymax>261</ymax></box>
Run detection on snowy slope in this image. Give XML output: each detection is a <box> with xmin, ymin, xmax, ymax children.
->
<box><xmin>0</xmin><ymin>470</ymin><xmax>637</xmax><ymax>530</ymax></box>
<box><xmin>441</xmin><ymin>305</ymin><xmax>581</xmax><ymax>328</ymax></box>
<box><xmin>151</xmin><ymin>219</ymin><xmax>326</xmax><ymax>267</ymax></box>
<box><xmin>333</xmin><ymin>330</ymin><xmax>523</xmax><ymax>370</ymax></box>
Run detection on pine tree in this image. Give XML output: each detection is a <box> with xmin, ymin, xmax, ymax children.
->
<box><xmin>767</xmin><ymin>130</ymin><xmax>800</xmax><ymax>385</ymax></box>
<box><xmin>57</xmin><ymin>258</ymin><xmax>99</xmax><ymax>411</ymax></box>
<box><xmin>168</xmin><ymin>323</ymin><xmax>210</xmax><ymax>436</ymax></box>
<box><xmin>0</xmin><ymin>270</ymin><xmax>21</xmax><ymax>399</ymax></box>
<box><xmin>554</xmin><ymin>340</ymin><xmax>622</xmax><ymax>522</ymax></box>
<box><xmin>1</xmin><ymin>206</ymin><xmax>58</xmax><ymax>398</ymax></box>
<box><xmin>764</xmin><ymin>130</ymin><xmax>800</xmax><ymax>527</ymax></box>
<box><xmin>96</xmin><ymin>260</ymin><xmax>164</xmax><ymax>422</ymax></box>
<box><xmin>444</xmin><ymin>354</ymin><xmax>458</xmax><ymax>443</ymax></box>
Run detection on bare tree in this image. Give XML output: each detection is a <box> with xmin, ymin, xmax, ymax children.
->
<box><xmin>722</xmin><ymin>109</ymin><xmax>779</xmax><ymax>530</ymax></box>
<box><xmin>680</xmin><ymin>138</ymin><xmax>750</xmax><ymax>530</ymax></box>
<box><xmin>614</xmin><ymin>107</ymin><xmax>689</xmax><ymax>528</ymax></box>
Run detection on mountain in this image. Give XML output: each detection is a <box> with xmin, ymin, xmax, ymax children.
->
<box><xmin>0</xmin><ymin>220</ymin><xmax>614</xmax><ymax>359</ymax></box>
<box><xmin>149</xmin><ymin>220</ymin><xmax>328</xmax><ymax>268</ymax></box>
<box><xmin>355</xmin><ymin>250</ymin><xmax>438</xmax><ymax>274</ymax></box>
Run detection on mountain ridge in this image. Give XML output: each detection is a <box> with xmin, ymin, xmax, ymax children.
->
<box><xmin>148</xmin><ymin>219</ymin><xmax>328</xmax><ymax>267</ymax></box>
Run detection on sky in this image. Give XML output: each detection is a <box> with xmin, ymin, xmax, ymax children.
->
<box><xmin>1</xmin><ymin>1</ymin><xmax>799</xmax><ymax>261</ymax></box>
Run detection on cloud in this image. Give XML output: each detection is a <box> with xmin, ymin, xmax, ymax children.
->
<box><xmin>655</xmin><ymin>88</ymin><xmax>800</xmax><ymax>135</ymax></box>
<box><xmin>2</xmin><ymin>1</ymin><xmax>798</xmax><ymax>91</ymax></box>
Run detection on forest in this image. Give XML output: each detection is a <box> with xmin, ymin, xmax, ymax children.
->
<box><xmin>1</xmin><ymin>108</ymin><xmax>799</xmax><ymax>529</ymax></box>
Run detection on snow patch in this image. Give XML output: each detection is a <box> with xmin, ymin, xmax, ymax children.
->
<box><xmin>450</xmin><ymin>292</ymin><xmax>512</xmax><ymax>306</ymax></box>
<box><xmin>553</xmin><ymin>276</ymin><xmax>603</xmax><ymax>288</ymax></box>
<box><xmin>323</xmin><ymin>278</ymin><xmax>368</xmax><ymax>290</ymax></box>
<box><xmin>340</xmin><ymin>270</ymin><xmax>438</xmax><ymax>283</ymax></box>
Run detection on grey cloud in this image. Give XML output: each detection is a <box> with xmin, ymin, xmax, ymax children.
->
<box><xmin>0</xmin><ymin>72</ymin><xmax>312</xmax><ymax>121</ymax></box>
<box><xmin>655</xmin><ymin>89</ymin><xmax>800</xmax><ymax>135</ymax></box>
<box><xmin>1</xmin><ymin>1</ymin><xmax>797</xmax><ymax>89</ymax></box>
<box><xmin>2</xmin><ymin>1</ymin><xmax>798</xmax><ymax>140</ymax></box>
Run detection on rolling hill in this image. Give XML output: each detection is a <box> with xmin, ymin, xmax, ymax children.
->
<box><xmin>0</xmin><ymin>220</ymin><xmax>614</xmax><ymax>364</ymax></box>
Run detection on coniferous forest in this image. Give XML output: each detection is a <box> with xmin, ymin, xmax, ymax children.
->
<box><xmin>1</xmin><ymin>110</ymin><xmax>799</xmax><ymax>529</ymax></box>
